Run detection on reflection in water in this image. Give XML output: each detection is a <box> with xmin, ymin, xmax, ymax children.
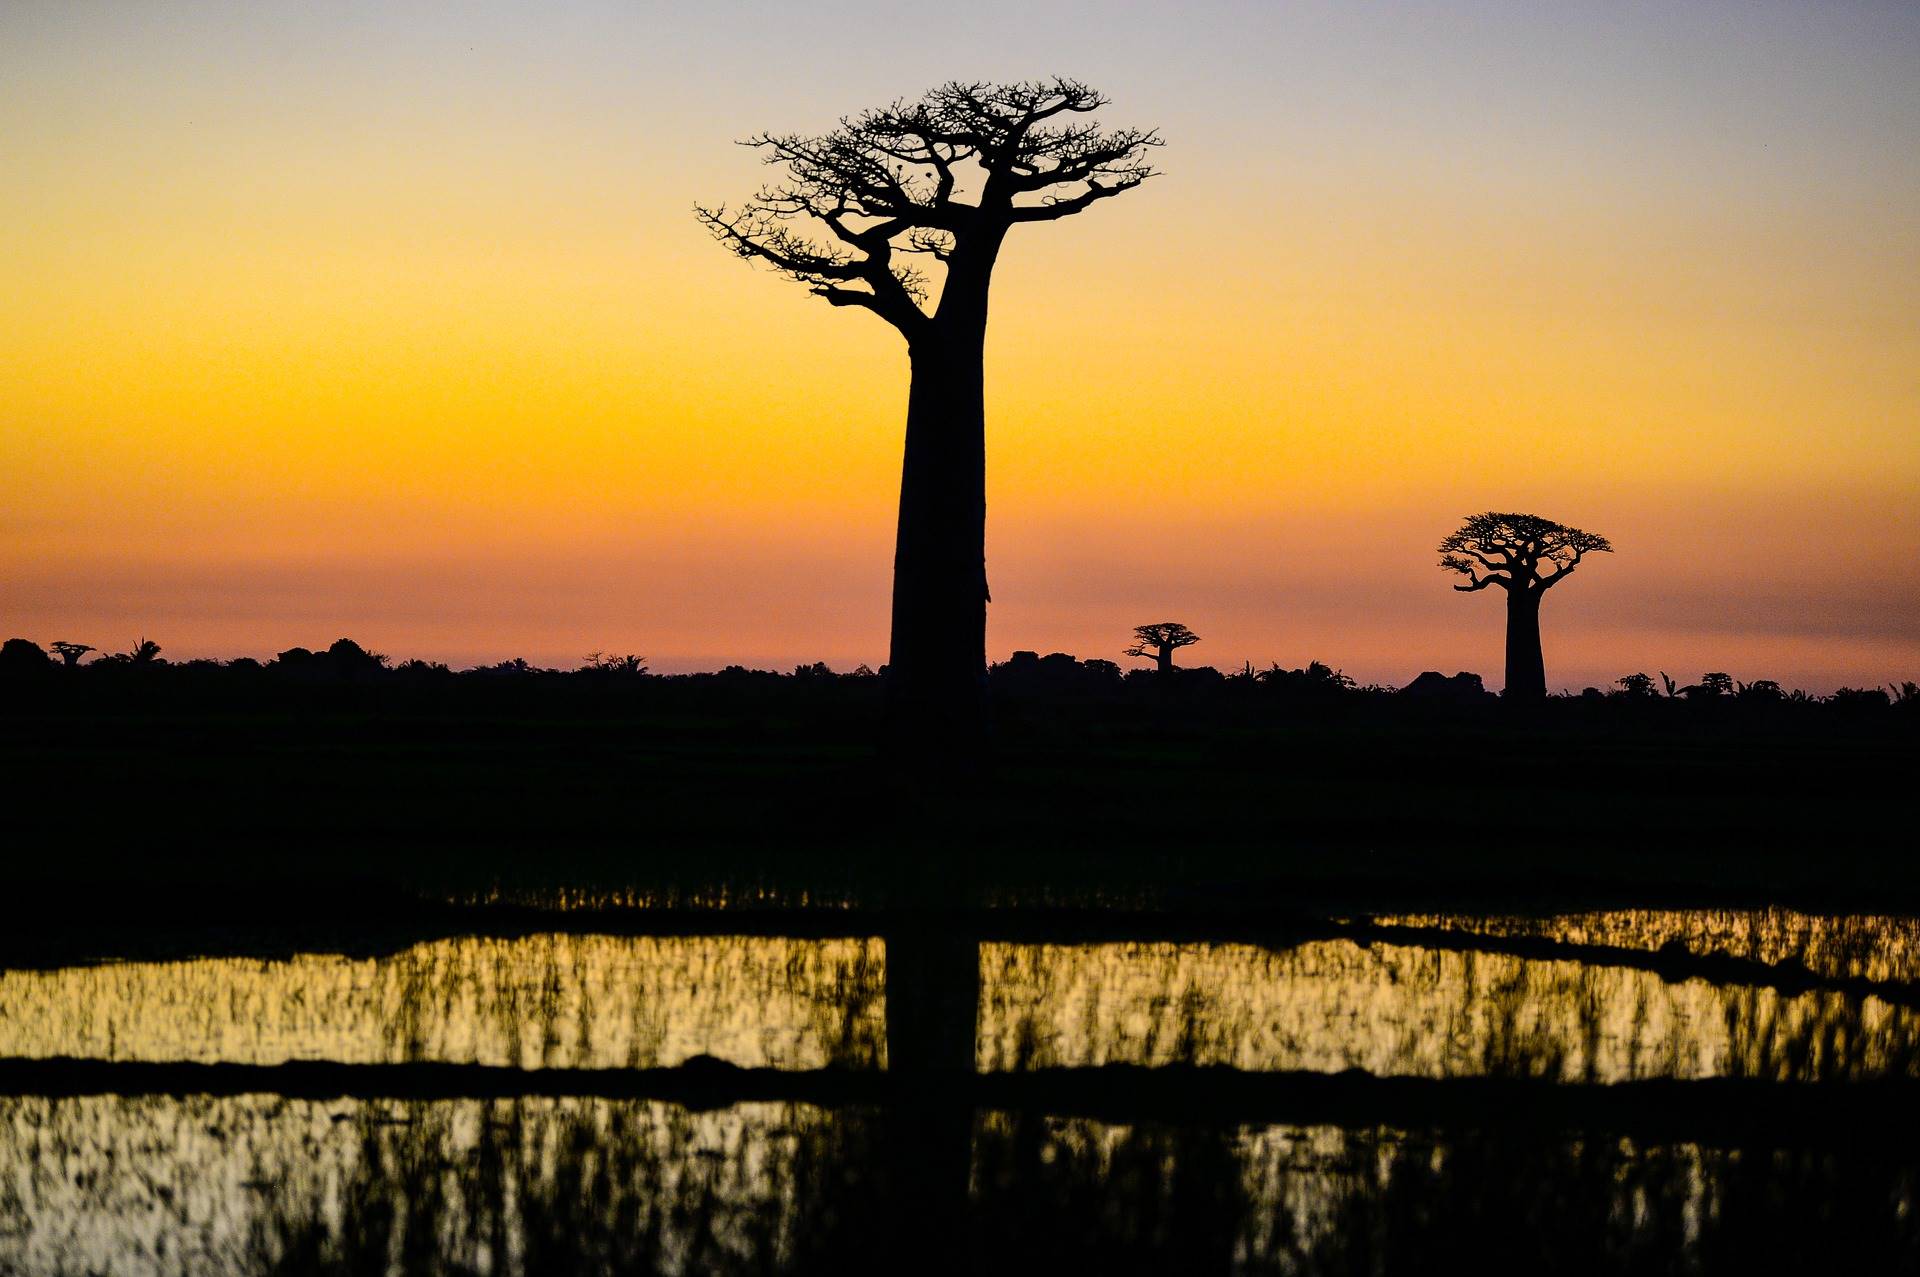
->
<box><xmin>456</xmin><ymin>885</ymin><xmax>865</xmax><ymax>913</ymax></box>
<box><xmin>5</xmin><ymin>909</ymin><xmax>1920</xmax><ymax>1272</ymax></box>
<box><xmin>981</xmin><ymin>939</ymin><xmax>1920</xmax><ymax>1081</ymax></box>
<box><xmin>0</xmin><ymin>1096</ymin><xmax>890</xmax><ymax>1276</ymax></box>
<box><xmin>976</xmin><ymin>1115</ymin><xmax>1920</xmax><ymax>1274</ymax></box>
<box><xmin>0</xmin><ymin>935</ymin><xmax>885</xmax><ymax>1069</ymax></box>
<box><xmin>7</xmin><ymin>929</ymin><xmax>1917</xmax><ymax>1083</ymax></box>
<box><xmin>1382</xmin><ymin>908</ymin><xmax>1920</xmax><ymax>982</ymax></box>
<box><xmin>2</xmin><ymin>1096</ymin><xmax>1915</xmax><ymax>1275</ymax></box>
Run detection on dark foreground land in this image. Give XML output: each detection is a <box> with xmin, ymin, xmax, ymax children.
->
<box><xmin>3</xmin><ymin>649</ymin><xmax>1913</xmax><ymax>940</ymax></box>
<box><xmin>5</xmin><ymin>649</ymin><xmax>1920</xmax><ymax>1275</ymax></box>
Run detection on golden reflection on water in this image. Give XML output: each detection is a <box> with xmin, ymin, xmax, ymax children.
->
<box><xmin>979</xmin><ymin>938</ymin><xmax>1920</xmax><ymax>1081</ymax></box>
<box><xmin>1379</xmin><ymin>908</ymin><xmax>1920</xmax><ymax>982</ymax></box>
<box><xmin>458</xmin><ymin>885</ymin><xmax>862</xmax><ymax>912</ymax></box>
<box><xmin>0</xmin><ymin>935</ymin><xmax>886</xmax><ymax>1069</ymax></box>
<box><xmin>4</xmin><ymin>910</ymin><xmax>1920</xmax><ymax>1273</ymax></box>
<box><xmin>3</xmin><ymin>918</ymin><xmax>1916</xmax><ymax>1082</ymax></box>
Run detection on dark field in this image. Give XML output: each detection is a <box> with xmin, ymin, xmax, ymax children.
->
<box><xmin>4</xmin><ymin>660</ymin><xmax>1914</xmax><ymax>925</ymax></box>
<box><xmin>4</xmin><ymin>659</ymin><xmax>1918</xmax><ymax>1274</ymax></box>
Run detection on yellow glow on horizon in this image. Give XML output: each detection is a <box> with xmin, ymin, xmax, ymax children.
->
<box><xmin>3</xmin><ymin>4</ymin><xmax>1917</xmax><ymax>686</ymax></box>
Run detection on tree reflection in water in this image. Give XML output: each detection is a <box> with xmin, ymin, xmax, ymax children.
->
<box><xmin>3</xmin><ymin>1095</ymin><xmax>1915</xmax><ymax>1275</ymax></box>
<box><xmin>4</xmin><ymin>911</ymin><xmax>1920</xmax><ymax>1273</ymax></box>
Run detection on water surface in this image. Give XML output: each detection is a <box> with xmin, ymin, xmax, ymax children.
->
<box><xmin>2</xmin><ymin>907</ymin><xmax>1914</xmax><ymax>1274</ymax></box>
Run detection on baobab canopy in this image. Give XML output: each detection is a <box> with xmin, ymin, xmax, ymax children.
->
<box><xmin>1438</xmin><ymin>513</ymin><xmax>1613</xmax><ymax>596</ymax></box>
<box><xmin>695</xmin><ymin>79</ymin><xmax>1161</xmax><ymax>342</ymax></box>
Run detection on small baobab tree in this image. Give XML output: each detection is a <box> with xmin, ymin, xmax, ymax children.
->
<box><xmin>697</xmin><ymin>79</ymin><xmax>1160</xmax><ymax>735</ymax></box>
<box><xmin>50</xmin><ymin>642</ymin><xmax>94</xmax><ymax>667</ymax></box>
<box><xmin>1439</xmin><ymin>512</ymin><xmax>1611</xmax><ymax>699</ymax></box>
<box><xmin>1126</xmin><ymin>621</ymin><xmax>1200</xmax><ymax>674</ymax></box>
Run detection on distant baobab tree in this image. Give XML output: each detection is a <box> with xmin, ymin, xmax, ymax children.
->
<box><xmin>697</xmin><ymin>79</ymin><xmax>1160</xmax><ymax>734</ymax></box>
<box><xmin>50</xmin><ymin>641</ymin><xmax>94</xmax><ymax>667</ymax></box>
<box><xmin>1126</xmin><ymin>622</ymin><xmax>1200</xmax><ymax>674</ymax></box>
<box><xmin>1439</xmin><ymin>512</ymin><xmax>1612</xmax><ymax>699</ymax></box>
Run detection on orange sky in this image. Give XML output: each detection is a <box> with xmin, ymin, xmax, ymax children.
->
<box><xmin>3</xmin><ymin>2</ymin><xmax>1917</xmax><ymax>690</ymax></box>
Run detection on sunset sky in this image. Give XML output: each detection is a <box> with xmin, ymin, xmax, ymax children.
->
<box><xmin>4</xmin><ymin>1</ymin><xmax>1916</xmax><ymax>690</ymax></box>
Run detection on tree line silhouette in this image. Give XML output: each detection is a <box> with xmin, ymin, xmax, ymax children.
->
<box><xmin>8</xmin><ymin>501</ymin><xmax>1901</xmax><ymax>712</ymax></box>
<box><xmin>2</xmin><ymin>634</ymin><xmax>1910</xmax><ymax>720</ymax></box>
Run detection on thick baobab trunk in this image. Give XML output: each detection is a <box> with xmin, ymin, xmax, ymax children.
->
<box><xmin>1504</xmin><ymin>588</ymin><xmax>1547</xmax><ymax>699</ymax></box>
<box><xmin>887</xmin><ymin>326</ymin><xmax>989</xmax><ymax>737</ymax></box>
<box><xmin>1155</xmin><ymin>646</ymin><xmax>1173</xmax><ymax>674</ymax></box>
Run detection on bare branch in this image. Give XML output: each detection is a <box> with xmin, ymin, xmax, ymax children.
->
<box><xmin>694</xmin><ymin>202</ymin><xmax>928</xmax><ymax>336</ymax></box>
<box><xmin>901</xmin><ymin>227</ymin><xmax>956</xmax><ymax>261</ymax></box>
<box><xmin>697</xmin><ymin>79</ymin><xmax>1158</xmax><ymax>339</ymax></box>
<box><xmin>1537</xmin><ymin>547</ymin><xmax>1588</xmax><ymax>589</ymax></box>
<box><xmin>1453</xmin><ymin>572</ymin><xmax>1508</xmax><ymax>592</ymax></box>
<box><xmin>1009</xmin><ymin>175</ymin><xmax>1152</xmax><ymax>222</ymax></box>
<box><xmin>1440</xmin><ymin>512</ymin><xmax>1611</xmax><ymax>593</ymax></box>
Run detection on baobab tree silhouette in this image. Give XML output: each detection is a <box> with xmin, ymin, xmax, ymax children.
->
<box><xmin>50</xmin><ymin>642</ymin><xmax>94</xmax><ymax>668</ymax></box>
<box><xmin>1126</xmin><ymin>621</ymin><xmax>1200</xmax><ymax>673</ymax></box>
<box><xmin>697</xmin><ymin>79</ymin><xmax>1160</xmax><ymax>739</ymax></box>
<box><xmin>1439</xmin><ymin>512</ymin><xmax>1612</xmax><ymax>699</ymax></box>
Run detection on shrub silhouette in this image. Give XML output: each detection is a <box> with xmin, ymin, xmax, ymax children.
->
<box><xmin>0</xmin><ymin>638</ymin><xmax>50</xmax><ymax>673</ymax></box>
<box><xmin>585</xmin><ymin>652</ymin><xmax>649</xmax><ymax>676</ymax></box>
<box><xmin>1616</xmin><ymin>672</ymin><xmax>1658</xmax><ymax>698</ymax></box>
